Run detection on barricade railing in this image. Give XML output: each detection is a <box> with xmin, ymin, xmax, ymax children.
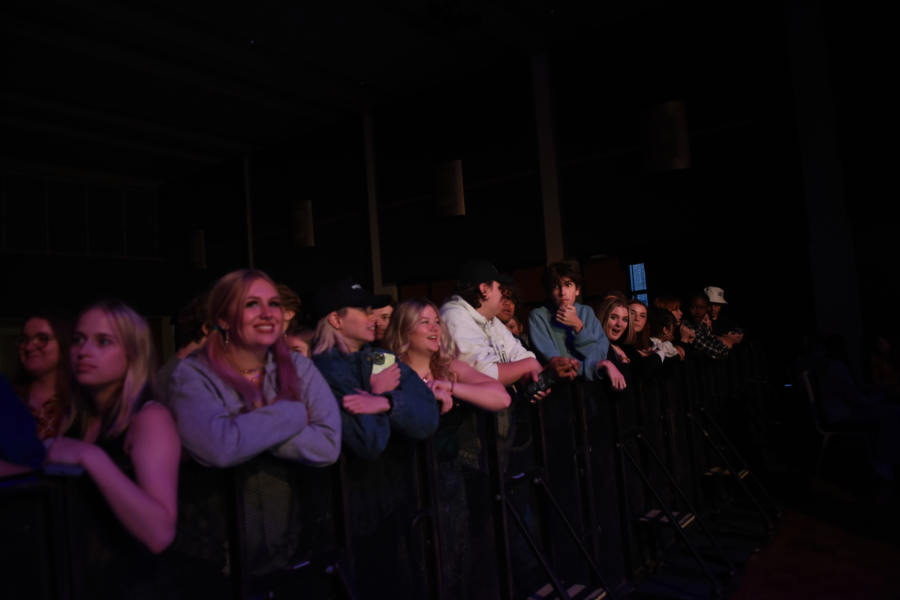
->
<box><xmin>0</xmin><ymin>343</ymin><xmax>780</xmax><ymax>600</ymax></box>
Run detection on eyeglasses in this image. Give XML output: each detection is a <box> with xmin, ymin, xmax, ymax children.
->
<box><xmin>16</xmin><ymin>333</ymin><xmax>56</xmax><ymax>349</ymax></box>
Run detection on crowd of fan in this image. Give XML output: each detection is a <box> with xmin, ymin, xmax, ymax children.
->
<box><xmin>1</xmin><ymin>258</ymin><xmax>897</xmax><ymax>584</ymax></box>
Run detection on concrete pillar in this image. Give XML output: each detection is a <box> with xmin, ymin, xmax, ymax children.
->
<box><xmin>363</xmin><ymin>114</ymin><xmax>398</xmax><ymax>300</ymax></box>
<box><xmin>243</xmin><ymin>155</ymin><xmax>255</xmax><ymax>268</ymax></box>
<box><xmin>784</xmin><ymin>0</ymin><xmax>863</xmax><ymax>364</ymax></box>
<box><xmin>532</xmin><ymin>53</ymin><xmax>565</xmax><ymax>264</ymax></box>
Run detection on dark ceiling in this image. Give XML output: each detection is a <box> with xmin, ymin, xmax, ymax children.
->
<box><xmin>0</xmin><ymin>0</ymin><xmax>669</xmax><ymax>187</ymax></box>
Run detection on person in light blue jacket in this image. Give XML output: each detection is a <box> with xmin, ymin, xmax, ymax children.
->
<box><xmin>528</xmin><ymin>262</ymin><xmax>623</xmax><ymax>384</ymax></box>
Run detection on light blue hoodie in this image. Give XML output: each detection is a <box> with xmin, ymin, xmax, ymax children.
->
<box><xmin>528</xmin><ymin>302</ymin><xmax>610</xmax><ymax>381</ymax></box>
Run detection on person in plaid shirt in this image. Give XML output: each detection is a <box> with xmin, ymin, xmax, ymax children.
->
<box><xmin>683</xmin><ymin>292</ymin><xmax>731</xmax><ymax>359</ymax></box>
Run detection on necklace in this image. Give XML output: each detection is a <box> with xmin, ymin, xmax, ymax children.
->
<box><xmin>230</xmin><ymin>361</ymin><xmax>264</xmax><ymax>381</ymax></box>
<box><xmin>422</xmin><ymin>369</ymin><xmax>432</xmax><ymax>383</ymax></box>
<box><xmin>238</xmin><ymin>366</ymin><xmax>262</xmax><ymax>381</ymax></box>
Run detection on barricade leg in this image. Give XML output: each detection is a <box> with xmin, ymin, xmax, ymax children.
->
<box><xmin>617</xmin><ymin>443</ymin><xmax>723</xmax><ymax>597</ymax></box>
<box><xmin>688</xmin><ymin>413</ymin><xmax>774</xmax><ymax>531</ymax></box>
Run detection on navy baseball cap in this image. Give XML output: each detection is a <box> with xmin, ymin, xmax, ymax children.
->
<box><xmin>313</xmin><ymin>277</ymin><xmax>391</xmax><ymax>320</ymax></box>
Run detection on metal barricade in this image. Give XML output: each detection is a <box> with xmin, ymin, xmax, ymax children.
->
<box><xmin>0</xmin><ymin>474</ymin><xmax>70</xmax><ymax>600</ymax></box>
<box><xmin>0</xmin><ymin>345</ymin><xmax>784</xmax><ymax>600</ymax></box>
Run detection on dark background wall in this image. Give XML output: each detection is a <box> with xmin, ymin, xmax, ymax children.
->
<box><xmin>1</xmin><ymin>0</ymin><xmax>897</xmax><ymax>379</ymax></box>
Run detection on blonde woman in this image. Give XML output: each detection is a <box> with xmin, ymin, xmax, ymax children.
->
<box><xmin>593</xmin><ymin>297</ymin><xmax>632</xmax><ymax>392</ymax></box>
<box><xmin>46</xmin><ymin>300</ymin><xmax>180</xmax><ymax>554</ymax></box>
<box><xmin>311</xmin><ymin>277</ymin><xmax>439</xmax><ymax>460</ymax></box>
<box><xmin>383</xmin><ymin>298</ymin><xmax>510</xmax><ymax>413</ymax></box>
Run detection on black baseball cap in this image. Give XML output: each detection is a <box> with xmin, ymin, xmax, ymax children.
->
<box><xmin>457</xmin><ymin>259</ymin><xmax>514</xmax><ymax>288</ymax></box>
<box><xmin>313</xmin><ymin>277</ymin><xmax>392</xmax><ymax>321</ymax></box>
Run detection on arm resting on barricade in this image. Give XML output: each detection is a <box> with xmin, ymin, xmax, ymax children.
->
<box><xmin>270</xmin><ymin>355</ymin><xmax>343</xmax><ymax>466</ymax></box>
<box><xmin>385</xmin><ymin>362</ymin><xmax>440</xmax><ymax>440</ymax></box>
<box><xmin>572</xmin><ymin>307</ymin><xmax>611</xmax><ymax>381</ymax></box>
<box><xmin>46</xmin><ymin>403</ymin><xmax>180</xmax><ymax>554</ymax></box>
<box><xmin>166</xmin><ymin>362</ymin><xmax>311</xmax><ymax>468</ymax></box>
<box><xmin>313</xmin><ymin>350</ymin><xmax>392</xmax><ymax>460</ymax></box>
<box><xmin>528</xmin><ymin>306</ymin><xmax>610</xmax><ymax>382</ymax></box>
<box><xmin>624</xmin><ymin>345</ymin><xmax>664</xmax><ymax>378</ymax></box>
<box><xmin>449</xmin><ymin>359</ymin><xmax>511</xmax><ymax>411</ymax></box>
<box><xmin>496</xmin><ymin>358</ymin><xmax>543</xmax><ymax>387</ymax></box>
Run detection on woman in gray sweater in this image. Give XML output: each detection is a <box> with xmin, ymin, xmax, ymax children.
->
<box><xmin>165</xmin><ymin>269</ymin><xmax>341</xmax><ymax>468</ymax></box>
<box><xmin>164</xmin><ymin>269</ymin><xmax>342</xmax><ymax>579</ymax></box>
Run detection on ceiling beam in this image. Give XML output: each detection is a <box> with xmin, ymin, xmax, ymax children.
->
<box><xmin>54</xmin><ymin>0</ymin><xmax>386</xmax><ymax>113</ymax></box>
<box><xmin>0</xmin><ymin>115</ymin><xmax>226</xmax><ymax>163</ymax></box>
<box><xmin>0</xmin><ymin>15</ymin><xmax>342</xmax><ymax>123</ymax></box>
<box><xmin>0</xmin><ymin>91</ymin><xmax>257</xmax><ymax>156</ymax></box>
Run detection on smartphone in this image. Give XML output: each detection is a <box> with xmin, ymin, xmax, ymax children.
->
<box><xmin>371</xmin><ymin>350</ymin><xmax>396</xmax><ymax>375</ymax></box>
<box><xmin>520</xmin><ymin>369</ymin><xmax>557</xmax><ymax>399</ymax></box>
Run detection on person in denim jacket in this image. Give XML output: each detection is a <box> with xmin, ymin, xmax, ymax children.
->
<box><xmin>311</xmin><ymin>278</ymin><xmax>440</xmax><ymax>460</ymax></box>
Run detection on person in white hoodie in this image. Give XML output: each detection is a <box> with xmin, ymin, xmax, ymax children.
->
<box><xmin>440</xmin><ymin>260</ymin><xmax>577</xmax><ymax>400</ymax></box>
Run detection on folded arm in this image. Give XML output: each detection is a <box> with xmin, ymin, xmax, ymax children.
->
<box><xmin>166</xmin><ymin>363</ymin><xmax>309</xmax><ymax>468</ymax></box>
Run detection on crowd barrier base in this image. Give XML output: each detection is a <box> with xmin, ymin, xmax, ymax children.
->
<box><xmin>1</xmin><ymin>343</ymin><xmax>783</xmax><ymax>600</ymax></box>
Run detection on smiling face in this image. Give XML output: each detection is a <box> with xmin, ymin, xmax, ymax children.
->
<box><xmin>688</xmin><ymin>297</ymin><xmax>709</xmax><ymax>324</ymax></box>
<box><xmin>19</xmin><ymin>317</ymin><xmax>60</xmax><ymax>379</ymax></box>
<box><xmin>550</xmin><ymin>277</ymin><xmax>580</xmax><ymax>308</ymax></box>
<box><xmin>229</xmin><ymin>278</ymin><xmax>284</xmax><ymax>352</ymax></box>
<box><xmin>629</xmin><ymin>303</ymin><xmax>648</xmax><ymax>333</ymax></box>
<box><xmin>606</xmin><ymin>306</ymin><xmax>630</xmax><ymax>342</ymax></box>
<box><xmin>408</xmin><ymin>305</ymin><xmax>443</xmax><ymax>357</ymax></box>
<box><xmin>372</xmin><ymin>305</ymin><xmax>394</xmax><ymax>340</ymax></box>
<box><xmin>71</xmin><ymin>308</ymin><xmax>128</xmax><ymax>394</ymax></box>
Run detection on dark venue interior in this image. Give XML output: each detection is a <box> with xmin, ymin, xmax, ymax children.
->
<box><xmin>2</xmin><ymin>0</ymin><xmax>899</xmax><ymax>599</ymax></box>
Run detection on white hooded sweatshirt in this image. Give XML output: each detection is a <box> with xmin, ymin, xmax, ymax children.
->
<box><xmin>440</xmin><ymin>295</ymin><xmax>536</xmax><ymax>380</ymax></box>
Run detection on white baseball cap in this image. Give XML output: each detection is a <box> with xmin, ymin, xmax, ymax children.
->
<box><xmin>704</xmin><ymin>286</ymin><xmax>727</xmax><ymax>304</ymax></box>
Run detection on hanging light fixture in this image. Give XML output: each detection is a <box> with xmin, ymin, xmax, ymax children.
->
<box><xmin>641</xmin><ymin>100</ymin><xmax>691</xmax><ymax>174</ymax></box>
<box><xmin>290</xmin><ymin>200</ymin><xmax>314</xmax><ymax>247</ymax></box>
<box><xmin>188</xmin><ymin>228</ymin><xmax>206</xmax><ymax>270</ymax></box>
<box><xmin>433</xmin><ymin>159</ymin><xmax>465</xmax><ymax>217</ymax></box>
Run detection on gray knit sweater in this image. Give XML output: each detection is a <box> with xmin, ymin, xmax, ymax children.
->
<box><xmin>165</xmin><ymin>351</ymin><xmax>341</xmax><ymax>468</ymax></box>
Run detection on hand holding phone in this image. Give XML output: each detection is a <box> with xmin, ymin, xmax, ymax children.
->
<box><xmin>371</xmin><ymin>350</ymin><xmax>396</xmax><ymax>374</ymax></box>
<box><xmin>370</xmin><ymin>363</ymin><xmax>400</xmax><ymax>395</ymax></box>
<box><xmin>520</xmin><ymin>369</ymin><xmax>557</xmax><ymax>402</ymax></box>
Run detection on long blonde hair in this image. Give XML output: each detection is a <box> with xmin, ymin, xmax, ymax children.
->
<box><xmin>311</xmin><ymin>308</ymin><xmax>350</xmax><ymax>356</ymax></box>
<box><xmin>595</xmin><ymin>297</ymin><xmax>635</xmax><ymax>347</ymax></box>
<box><xmin>382</xmin><ymin>298</ymin><xmax>456</xmax><ymax>381</ymax></box>
<box><xmin>71</xmin><ymin>300</ymin><xmax>157</xmax><ymax>440</ymax></box>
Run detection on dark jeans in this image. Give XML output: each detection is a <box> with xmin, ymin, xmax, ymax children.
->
<box><xmin>846</xmin><ymin>402</ymin><xmax>900</xmax><ymax>464</ymax></box>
